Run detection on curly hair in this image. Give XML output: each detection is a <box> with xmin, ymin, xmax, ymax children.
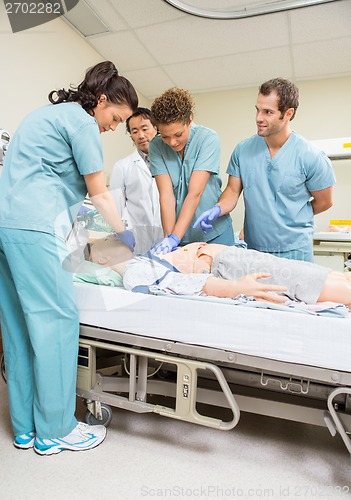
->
<box><xmin>259</xmin><ymin>78</ymin><xmax>299</xmax><ymax>121</ymax></box>
<box><xmin>48</xmin><ymin>61</ymin><xmax>138</xmax><ymax>116</ymax></box>
<box><xmin>151</xmin><ymin>88</ymin><xmax>194</xmax><ymax>125</ymax></box>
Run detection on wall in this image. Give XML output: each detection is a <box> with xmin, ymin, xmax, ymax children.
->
<box><xmin>194</xmin><ymin>77</ymin><xmax>351</xmax><ymax>233</ymax></box>
<box><xmin>0</xmin><ymin>5</ymin><xmax>144</xmax><ymax>178</ymax></box>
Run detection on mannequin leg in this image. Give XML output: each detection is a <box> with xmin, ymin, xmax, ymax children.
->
<box><xmin>317</xmin><ymin>272</ymin><xmax>351</xmax><ymax>307</ymax></box>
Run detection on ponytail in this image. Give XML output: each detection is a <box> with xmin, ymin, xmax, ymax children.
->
<box><xmin>48</xmin><ymin>61</ymin><xmax>138</xmax><ymax>115</ymax></box>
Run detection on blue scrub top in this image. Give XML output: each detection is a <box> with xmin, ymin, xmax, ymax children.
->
<box><xmin>149</xmin><ymin>123</ymin><xmax>232</xmax><ymax>244</ymax></box>
<box><xmin>0</xmin><ymin>102</ymin><xmax>103</xmax><ymax>239</ymax></box>
<box><xmin>227</xmin><ymin>131</ymin><xmax>336</xmax><ymax>252</ymax></box>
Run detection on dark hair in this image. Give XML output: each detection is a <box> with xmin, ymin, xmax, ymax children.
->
<box><xmin>48</xmin><ymin>61</ymin><xmax>138</xmax><ymax>115</ymax></box>
<box><xmin>125</xmin><ymin>107</ymin><xmax>156</xmax><ymax>134</ymax></box>
<box><xmin>259</xmin><ymin>78</ymin><xmax>299</xmax><ymax>120</ymax></box>
<box><xmin>151</xmin><ymin>88</ymin><xmax>194</xmax><ymax>126</ymax></box>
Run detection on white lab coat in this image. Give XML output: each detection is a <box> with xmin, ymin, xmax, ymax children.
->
<box><xmin>109</xmin><ymin>150</ymin><xmax>163</xmax><ymax>253</ymax></box>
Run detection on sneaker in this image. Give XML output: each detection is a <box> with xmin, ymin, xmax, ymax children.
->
<box><xmin>14</xmin><ymin>431</ymin><xmax>36</xmax><ymax>449</ymax></box>
<box><xmin>33</xmin><ymin>422</ymin><xmax>107</xmax><ymax>456</ymax></box>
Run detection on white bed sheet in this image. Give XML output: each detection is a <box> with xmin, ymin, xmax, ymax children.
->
<box><xmin>74</xmin><ymin>282</ymin><xmax>351</xmax><ymax>373</ymax></box>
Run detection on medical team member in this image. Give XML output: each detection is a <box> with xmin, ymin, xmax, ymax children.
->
<box><xmin>0</xmin><ymin>61</ymin><xmax>138</xmax><ymax>456</ymax></box>
<box><xmin>194</xmin><ymin>78</ymin><xmax>335</xmax><ymax>262</ymax></box>
<box><xmin>149</xmin><ymin>87</ymin><xmax>234</xmax><ymax>255</ymax></box>
<box><xmin>109</xmin><ymin>107</ymin><xmax>163</xmax><ymax>253</ymax></box>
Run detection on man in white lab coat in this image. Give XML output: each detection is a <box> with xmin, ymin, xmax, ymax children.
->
<box><xmin>109</xmin><ymin>108</ymin><xmax>163</xmax><ymax>253</ymax></box>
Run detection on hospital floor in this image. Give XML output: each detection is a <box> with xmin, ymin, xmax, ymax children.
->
<box><xmin>0</xmin><ymin>377</ymin><xmax>350</xmax><ymax>500</ymax></box>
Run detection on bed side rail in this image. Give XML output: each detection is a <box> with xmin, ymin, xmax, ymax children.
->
<box><xmin>326</xmin><ymin>387</ymin><xmax>351</xmax><ymax>454</ymax></box>
<box><xmin>77</xmin><ymin>340</ymin><xmax>240</xmax><ymax>431</ymax></box>
<box><xmin>153</xmin><ymin>358</ymin><xmax>240</xmax><ymax>430</ymax></box>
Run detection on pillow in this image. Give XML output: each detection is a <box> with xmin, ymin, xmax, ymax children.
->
<box><xmin>73</xmin><ymin>260</ymin><xmax>123</xmax><ymax>287</ymax></box>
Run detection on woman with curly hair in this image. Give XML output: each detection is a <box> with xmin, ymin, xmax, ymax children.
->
<box><xmin>149</xmin><ymin>87</ymin><xmax>234</xmax><ymax>255</ymax></box>
<box><xmin>0</xmin><ymin>61</ymin><xmax>138</xmax><ymax>455</ymax></box>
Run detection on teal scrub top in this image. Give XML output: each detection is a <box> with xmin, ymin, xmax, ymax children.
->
<box><xmin>0</xmin><ymin>102</ymin><xmax>103</xmax><ymax>239</ymax></box>
<box><xmin>227</xmin><ymin>131</ymin><xmax>336</xmax><ymax>252</ymax></box>
<box><xmin>149</xmin><ymin>123</ymin><xmax>231</xmax><ymax>244</ymax></box>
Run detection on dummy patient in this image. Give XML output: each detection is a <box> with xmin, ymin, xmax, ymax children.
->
<box><xmin>89</xmin><ymin>238</ymin><xmax>351</xmax><ymax>307</ymax></box>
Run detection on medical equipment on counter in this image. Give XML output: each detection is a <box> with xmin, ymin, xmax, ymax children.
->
<box><xmin>313</xmin><ymin>236</ymin><xmax>351</xmax><ymax>271</ymax></box>
<box><xmin>314</xmin><ymin>220</ymin><xmax>351</xmax><ymax>272</ymax></box>
<box><xmin>309</xmin><ymin>139</ymin><xmax>351</xmax><ymax>271</ymax></box>
<box><xmin>328</xmin><ymin>220</ymin><xmax>351</xmax><ymax>233</ymax></box>
<box><xmin>0</xmin><ymin>128</ymin><xmax>10</xmax><ymax>175</ymax></box>
<box><xmin>311</xmin><ymin>137</ymin><xmax>351</xmax><ymax>160</ymax></box>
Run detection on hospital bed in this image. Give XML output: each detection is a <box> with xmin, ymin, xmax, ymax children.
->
<box><xmin>74</xmin><ymin>279</ymin><xmax>351</xmax><ymax>455</ymax></box>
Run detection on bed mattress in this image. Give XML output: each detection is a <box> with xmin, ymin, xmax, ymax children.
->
<box><xmin>74</xmin><ymin>282</ymin><xmax>351</xmax><ymax>373</ymax></box>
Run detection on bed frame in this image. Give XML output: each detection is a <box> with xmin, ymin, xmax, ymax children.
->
<box><xmin>77</xmin><ymin>321</ymin><xmax>351</xmax><ymax>455</ymax></box>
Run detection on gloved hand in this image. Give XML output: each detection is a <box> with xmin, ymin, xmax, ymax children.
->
<box><xmin>116</xmin><ymin>229</ymin><xmax>136</xmax><ymax>251</ymax></box>
<box><xmin>151</xmin><ymin>234</ymin><xmax>180</xmax><ymax>255</ymax></box>
<box><xmin>193</xmin><ymin>205</ymin><xmax>221</xmax><ymax>234</ymax></box>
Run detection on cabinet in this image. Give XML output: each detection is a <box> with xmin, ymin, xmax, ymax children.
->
<box><xmin>313</xmin><ymin>233</ymin><xmax>351</xmax><ymax>272</ymax></box>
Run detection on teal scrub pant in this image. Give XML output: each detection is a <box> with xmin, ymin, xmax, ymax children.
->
<box><xmin>0</xmin><ymin>228</ymin><xmax>78</xmax><ymax>439</ymax></box>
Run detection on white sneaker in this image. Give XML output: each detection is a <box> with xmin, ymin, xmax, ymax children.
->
<box><xmin>14</xmin><ymin>431</ymin><xmax>36</xmax><ymax>449</ymax></box>
<box><xmin>34</xmin><ymin>422</ymin><xmax>107</xmax><ymax>456</ymax></box>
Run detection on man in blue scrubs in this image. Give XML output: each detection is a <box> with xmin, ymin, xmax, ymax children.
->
<box><xmin>194</xmin><ymin>78</ymin><xmax>335</xmax><ymax>262</ymax></box>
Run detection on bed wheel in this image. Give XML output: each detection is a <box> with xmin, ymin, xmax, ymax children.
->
<box><xmin>85</xmin><ymin>403</ymin><xmax>113</xmax><ymax>427</ymax></box>
<box><xmin>1</xmin><ymin>354</ymin><xmax>6</xmax><ymax>383</ymax></box>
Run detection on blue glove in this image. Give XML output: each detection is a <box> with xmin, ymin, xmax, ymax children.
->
<box><xmin>151</xmin><ymin>234</ymin><xmax>180</xmax><ymax>255</ymax></box>
<box><xmin>116</xmin><ymin>229</ymin><xmax>136</xmax><ymax>251</ymax></box>
<box><xmin>193</xmin><ymin>205</ymin><xmax>221</xmax><ymax>234</ymax></box>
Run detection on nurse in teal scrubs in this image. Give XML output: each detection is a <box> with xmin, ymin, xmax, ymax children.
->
<box><xmin>194</xmin><ymin>78</ymin><xmax>335</xmax><ymax>262</ymax></box>
<box><xmin>0</xmin><ymin>61</ymin><xmax>138</xmax><ymax>455</ymax></box>
<box><xmin>149</xmin><ymin>87</ymin><xmax>234</xmax><ymax>255</ymax></box>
